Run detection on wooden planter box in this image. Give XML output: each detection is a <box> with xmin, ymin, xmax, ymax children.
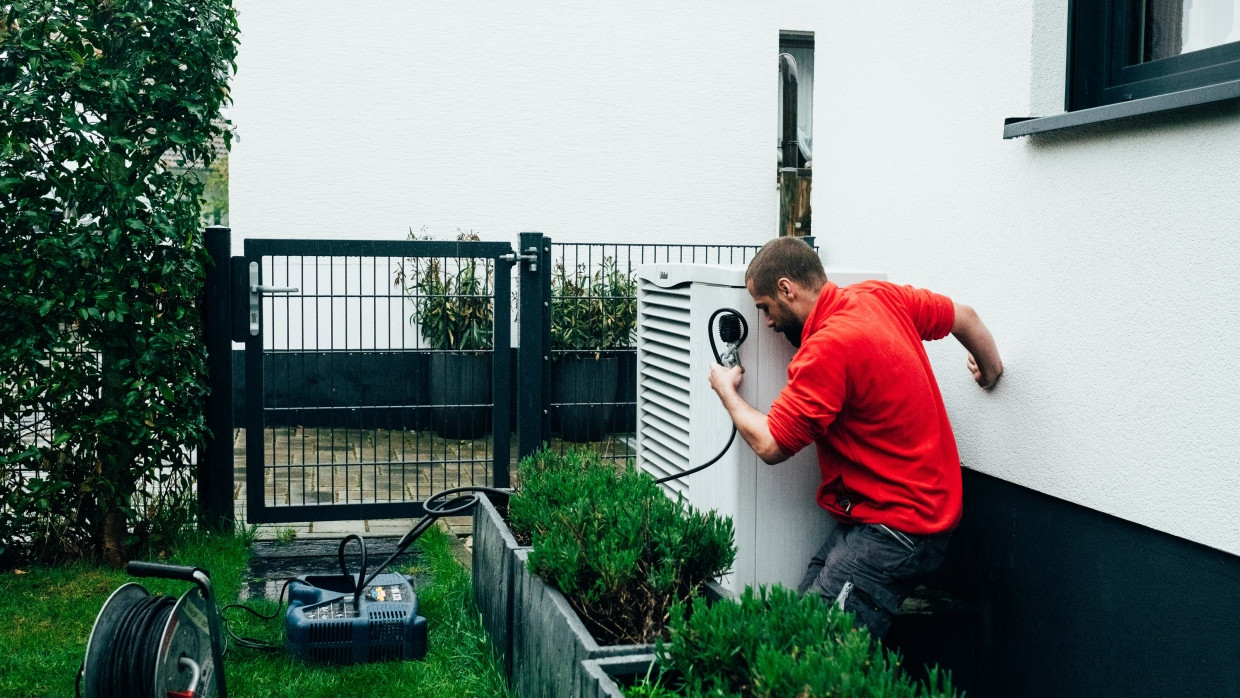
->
<box><xmin>472</xmin><ymin>492</ymin><xmax>529</xmax><ymax>677</ymax></box>
<box><xmin>580</xmin><ymin>654</ymin><xmax>657</xmax><ymax>698</ymax></box>
<box><xmin>512</xmin><ymin>549</ymin><xmax>737</xmax><ymax>698</ymax></box>
<box><xmin>511</xmin><ymin>549</ymin><xmax>654</xmax><ymax>698</ymax></box>
<box><xmin>473</xmin><ymin>494</ymin><xmax>736</xmax><ymax>698</ymax></box>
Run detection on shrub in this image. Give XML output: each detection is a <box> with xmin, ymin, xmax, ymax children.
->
<box><xmin>508</xmin><ymin>448</ymin><xmax>735</xmax><ymax>645</ymax></box>
<box><xmin>550</xmin><ymin>257</ymin><xmax>637</xmax><ymax>358</ymax></box>
<box><xmin>0</xmin><ymin>0</ymin><xmax>239</xmax><ymax>565</ymax></box>
<box><xmin>396</xmin><ymin>230</ymin><xmax>494</xmax><ymax>352</ymax></box>
<box><xmin>638</xmin><ymin>585</ymin><xmax>958</xmax><ymax>698</ymax></box>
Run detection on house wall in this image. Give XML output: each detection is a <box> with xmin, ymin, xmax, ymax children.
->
<box><xmin>230</xmin><ymin>0</ymin><xmax>793</xmax><ymax>250</ymax></box>
<box><xmin>812</xmin><ymin>1</ymin><xmax>1240</xmax><ymax>559</ymax></box>
<box><xmin>809</xmin><ymin>2</ymin><xmax>1240</xmax><ymax>695</ymax></box>
<box><xmin>230</xmin><ymin>2</ymin><xmax>1240</xmax><ymax>694</ymax></box>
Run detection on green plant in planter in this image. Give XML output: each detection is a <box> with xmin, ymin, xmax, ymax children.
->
<box><xmin>508</xmin><ymin>447</ymin><xmax>736</xmax><ymax>646</ymax></box>
<box><xmin>635</xmin><ymin>585</ymin><xmax>958</xmax><ymax>698</ymax></box>
<box><xmin>550</xmin><ymin>259</ymin><xmax>637</xmax><ymax>441</ymax></box>
<box><xmin>395</xmin><ymin>230</ymin><xmax>495</xmax><ymax>438</ymax></box>
<box><xmin>551</xmin><ymin>258</ymin><xmax>637</xmax><ymax>358</ymax></box>
<box><xmin>398</xmin><ymin>231</ymin><xmax>495</xmax><ymax>352</ymax></box>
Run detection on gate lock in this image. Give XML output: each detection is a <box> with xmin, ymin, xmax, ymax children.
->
<box><xmin>248</xmin><ymin>261</ymin><xmax>300</xmax><ymax>336</ymax></box>
<box><xmin>501</xmin><ymin>247</ymin><xmax>540</xmax><ymax>273</ymax></box>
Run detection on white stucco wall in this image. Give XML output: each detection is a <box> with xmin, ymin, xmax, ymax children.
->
<box><xmin>231</xmin><ymin>2</ymin><xmax>1240</xmax><ymax>556</ymax></box>
<box><xmin>230</xmin><ymin>0</ymin><xmax>787</xmax><ymax>250</ymax></box>
<box><xmin>816</xmin><ymin>1</ymin><xmax>1240</xmax><ymax>556</ymax></box>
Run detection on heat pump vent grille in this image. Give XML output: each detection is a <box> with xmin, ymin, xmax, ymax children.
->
<box><xmin>638</xmin><ymin>280</ymin><xmax>691</xmax><ymax>478</ymax></box>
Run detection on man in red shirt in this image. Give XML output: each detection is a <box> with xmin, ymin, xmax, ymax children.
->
<box><xmin>708</xmin><ymin>237</ymin><xmax>1003</xmax><ymax>637</ymax></box>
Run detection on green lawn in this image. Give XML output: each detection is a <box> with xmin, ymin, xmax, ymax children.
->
<box><xmin>0</xmin><ymin>526</ymin><xmax>510</xmax><ymax>698</ymax></box>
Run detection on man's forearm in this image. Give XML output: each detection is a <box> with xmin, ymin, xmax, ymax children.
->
<box><xmin>717</xmin><ymin>389</ymin><xmax>789</xmax><ymax>464</ymax></box>
<box><xmin>951</xmin><ymin>302</ymin><xmax>1003</xmax><ymax>387</ymax></box>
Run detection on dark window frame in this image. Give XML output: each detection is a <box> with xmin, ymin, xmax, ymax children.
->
<box><xmin>1068</xmin><ymin>0</ymin><xmax>1240</xmax><ymax>111</ymax></box>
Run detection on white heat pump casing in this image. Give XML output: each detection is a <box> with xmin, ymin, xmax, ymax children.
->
<box><xmin>635</xmin><ymin>263</ymin><xmax>886</xmax><ymax>594</ymax></box>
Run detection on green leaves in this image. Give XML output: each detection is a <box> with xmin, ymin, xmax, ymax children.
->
<box><xmin>645</xmin><ymin>586</ymin><xmax>958</xmax><ymax>698</ymax></box>
<box><xmin>550</xmin><ymin>257</ymin><xmax>637</xmax><ymax>357</ymax></box>
<box><xmin>400</xmin><ymin>231</ymin><xmax>496</xmax><ymax>352</ymax></box>
<box><xmin>509</xmin><ymin>447</ymin><xmax>736</xmax><ymax>645</ymax></box>
<box><xmin>1</xmin><ymin>0</ymin><xmax>239</xmax><ymax>565</ymax></box>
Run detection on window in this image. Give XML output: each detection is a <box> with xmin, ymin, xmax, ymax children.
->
<box><xmin>1069</xmin><ymin>0</ymin><xmax>1240</xmax><ymax>110</ymax></box>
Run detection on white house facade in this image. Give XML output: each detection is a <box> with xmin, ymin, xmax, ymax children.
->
<box><xmin>230</xmin><ymin>2</ymin><xmax>1240</xmax><ymax>694</ymax></box>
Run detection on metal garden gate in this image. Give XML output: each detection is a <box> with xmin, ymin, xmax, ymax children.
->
<box><xmin>242</xmin><ymin>238</ymin><xmax>516</xmax><ymax>523</ymax></box>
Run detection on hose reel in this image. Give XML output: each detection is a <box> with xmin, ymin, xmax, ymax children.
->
<box><xmin>79</xmin><ymin>562</ymin><xmax>227</xmax><ymax>698</ymax></box>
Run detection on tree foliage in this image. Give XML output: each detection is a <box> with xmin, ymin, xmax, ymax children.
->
<box><xmin>0</xmin><ymin>0</ymin><xmax>239</xmax><ymax>565</ymax></box>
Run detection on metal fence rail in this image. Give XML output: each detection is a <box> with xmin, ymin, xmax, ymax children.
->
<box><xmin>543</xmin><ymin>242</ymin><xmax>765</xmax><ymax>465</ymax></box>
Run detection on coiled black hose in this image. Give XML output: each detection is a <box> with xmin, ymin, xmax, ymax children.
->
<box><xmin>97</xmin><ymin>594</ymin><xmax>175</xmax><ymax>698</ymax></box>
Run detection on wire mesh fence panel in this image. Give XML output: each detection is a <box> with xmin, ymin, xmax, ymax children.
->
<box><xmin>545</xmin><ymin>243</ymin><xmax>763</xmax><ymax>466</ymax></box>
<box><xmin>243</xmin><ymin>239</ymin><xmax>513</xmax><ymax>523</ymax></box>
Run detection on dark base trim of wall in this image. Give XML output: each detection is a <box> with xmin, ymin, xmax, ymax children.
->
<box><xmin>887</xmin><ymin>469</ymin><xmax>1240</xmax><ymax>698</ymax></box>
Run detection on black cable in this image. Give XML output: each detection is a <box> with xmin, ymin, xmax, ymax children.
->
<box><xmin>655</xmin><ymin>424</ymin><xmax>739</xmax><ymax>484</ymax></box>
<box><xmin>655</xmin><ymin>308</ymin><xmax>748</xmax><ymax>485</ymax></box>
<box><xmin>339</xmin><ymin>534</ymin><xmax>368</xmax><ymax>612</ymax></box>
<box><xmin>219</xmin><ymin>578</ymin><xmax>296</xmax><ymax>653</ymax></box>
<box><xmin>357</xmin><ymin>486</ymin><xmax>511</xmax><ymax>594</ymax></box>
<box><xmin>92</xmin><ymin>593</ymin><xmax>175</xmax><ymax>698</ymax></box>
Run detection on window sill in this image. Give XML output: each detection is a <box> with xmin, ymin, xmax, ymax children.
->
<box><xmin>1003</xmin><ymin>79</ymin><xmax>1240</xmax><ymax>138</ymax></box>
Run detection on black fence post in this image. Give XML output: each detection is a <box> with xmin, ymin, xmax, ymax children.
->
<box><xmin>803</xmin><ymin>235</ymin><xmax>816</xmax><ymax>249</ymax></box>
<box><xmin>201</xmin><ymin>226</ymin><xmax>234</xmax><ymax>531</ymax></box>
<box><xmin>517</xmin><ymin>232</ymin><xmax>551</xmax><ymax>461</ymax></box>
<box><xmin>539</xmin><ymin>236</ymin><xmax>552</xmax><ymax>447</ymax></box>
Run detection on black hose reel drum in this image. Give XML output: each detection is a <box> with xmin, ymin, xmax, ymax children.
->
<box><xmin>79</xmin><ymin>562</ymin><xmax>228</xmax><ymax>698</ymax></box>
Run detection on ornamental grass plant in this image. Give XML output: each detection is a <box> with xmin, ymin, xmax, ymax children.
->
<box><xmin>508</xmin><ymin>448</ymin><xmax>735</xmax><ymax>646</ymax></box>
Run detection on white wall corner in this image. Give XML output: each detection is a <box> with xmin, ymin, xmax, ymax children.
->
<box><xmin>1030</xmin><ymin>0</ymin><xmax>1070</xmax><ymax>116</ymax></box>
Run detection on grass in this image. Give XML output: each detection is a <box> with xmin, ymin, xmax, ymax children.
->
<box><xmin>0</xmin><ymin>525</ymin><xmax>510</xmax><ymax>698</ymax></box>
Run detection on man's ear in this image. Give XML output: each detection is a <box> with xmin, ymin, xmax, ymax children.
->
<box><xmin>776</xmin><ymin>277</ymin><xmax>796</xmax><ymax>300</ymax></box>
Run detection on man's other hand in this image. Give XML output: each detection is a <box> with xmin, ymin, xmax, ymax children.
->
<box><xmin>708</xmin><ymin>361</ymin><xmax>744</xmax><ymax>398</ymax></box>
<box><xmin>967</xmin><ymin>352</ymin><xmax>1003</xmax><ymax>390</ymax></box>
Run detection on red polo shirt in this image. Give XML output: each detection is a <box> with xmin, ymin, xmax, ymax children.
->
<box><xmin>765</xmin><ymin>281</ymin><xmax>962</xmax><ymax>535</ymax></box>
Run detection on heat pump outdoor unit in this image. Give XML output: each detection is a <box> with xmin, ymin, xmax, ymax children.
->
<box><xmin>635</xmin><ymin>263</ymin><xmax>885</xmax><ymax>594</ymax></box>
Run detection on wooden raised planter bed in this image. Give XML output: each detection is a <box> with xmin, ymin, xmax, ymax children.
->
<box><xmin>580</xmin><ymin>654</ymin><xmax>657</xmax><ymax>698</ymax></box>
<box><xmin>511</xmin><ymin>548</ymin><xmax>655</xmax><ymax>698</ymax></box>
<box><xmin>471</xmin><ymin>491</ymin><xmax>529</xmax><ymax>676</ymax></box>
<box><xmin>472</xmin><ymin>487</ymin><xmax>734</xmax><ymax>698</ymax></box>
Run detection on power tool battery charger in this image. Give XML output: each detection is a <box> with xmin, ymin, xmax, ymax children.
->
<box><xmin>285</xmin><ymin>573</ymin><xmax>427</xmax><ymax>664</ymax></box>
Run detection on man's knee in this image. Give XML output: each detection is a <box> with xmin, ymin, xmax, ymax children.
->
<box><xmin>804</xmin><ymin>575</ymin><xmax>896</xmax><ymax>638</ymax></box>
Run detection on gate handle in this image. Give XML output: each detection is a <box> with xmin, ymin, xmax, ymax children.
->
<box><xmin>251</xmin><ymin>284</ymin><xmax>300</xmax><ymax>293</ymax></box>
<box><xmin>248</xmin><ymin>261</ymin><xmax>300</xmax><ymax>336</ymax></box>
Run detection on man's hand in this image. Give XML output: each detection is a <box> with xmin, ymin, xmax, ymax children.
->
<box><xmin>967</xmin><ymin>352</ymin><xmax>1003</xmax><ymax>390</ymax></box>
<box><xmin>706</xmin><ymin>361</ymin><xmax>788</xmax><ymax>464</ymax></box>
<box><xmin>951</xmin><ymin>303</ymin><xmax>1003</xmax><ymax>391</ymax></box>
<box><xmin>708</xmin><ymin>361</ymin><xmax>744</xmax><ymax>398</ymax></box>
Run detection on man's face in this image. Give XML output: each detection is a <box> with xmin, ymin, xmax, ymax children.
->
<box><xmin>748</xmin><ymin>281</ymin><xmax>804</xmax><ymax>348</ymax></box>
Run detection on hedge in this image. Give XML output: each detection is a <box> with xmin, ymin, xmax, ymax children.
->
<box><xmin>0</xmin><ymin>0</ymin><xmax>239</xmax><ymax>565</ymax></box>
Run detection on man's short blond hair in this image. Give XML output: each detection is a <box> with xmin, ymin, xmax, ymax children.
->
<box><xmin>745</xmin><ymin>237</ymin><xmax>826</xmax><ymax>298</ymax></box>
